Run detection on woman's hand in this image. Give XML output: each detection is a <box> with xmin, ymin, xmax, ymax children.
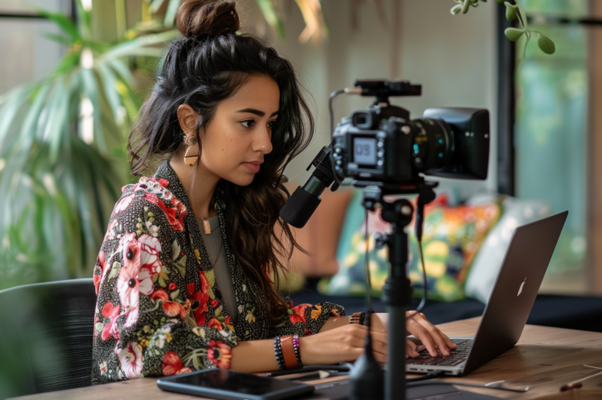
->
<box><xmin>299</xmin><ymin>323</ymin><xmax>388</xmax><ymax>364</ymax></box>
<box><xmin>371</xmin><ymin>311</ymin><xmax>456</xmax><ymax>358</ymax></box>
<box><xmin>405</xmin><ymin>312</ymin><xmax>456</xmax><ymax>357</ymax></box>
<box><xmin>305</xmin><ymin>311</ymin><xmax>456</xmax><ymax>364</ymax></box>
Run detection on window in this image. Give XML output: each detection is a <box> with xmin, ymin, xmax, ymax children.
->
<box><xmin>0</xmin><ymin>0</ymin><xmax>70</xmax><ymax>95</ymax></box>
<box><xmin>512</xmin><ymin>0</ymin><xmax>590</xmax><ymax>291</ymax></box>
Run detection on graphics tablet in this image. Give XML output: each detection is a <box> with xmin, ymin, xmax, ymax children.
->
<box><xmin>157</xmin><ymin>368</ymin><xmax>315</xmax><ymax>400</ymax></box>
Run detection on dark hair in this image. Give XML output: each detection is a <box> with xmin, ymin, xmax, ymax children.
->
<box><xmin>128</xmin><ymin>0</ymin><xmax>313</xmax><ymax>323</ymax></box>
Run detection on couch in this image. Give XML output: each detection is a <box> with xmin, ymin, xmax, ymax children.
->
<box><xmin>286</xmin><ymin>188</ymin><xmax>602</xmax><ymax>332</ymax></box>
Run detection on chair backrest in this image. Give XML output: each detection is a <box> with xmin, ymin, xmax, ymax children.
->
<box><xmin>0</xmin><ymin>278</ymin><xmax>96</xmax><ymax>399</ymax></box>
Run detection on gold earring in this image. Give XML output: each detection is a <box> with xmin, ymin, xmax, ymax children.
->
<box><xmin>183</xmin><ymin>136</ymin><xmax>199</xmax><ymax>166</ymax></box>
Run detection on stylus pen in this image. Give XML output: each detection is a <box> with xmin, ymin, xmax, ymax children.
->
<box><xmin>290</xmin><ymin>371</ymin><xmax>350</xmax><ymax>382</ymax></box>
<box><xmin>265</xmin><ymin>365</ymin><xmax>351</xmax><ymax>377</ymax></box>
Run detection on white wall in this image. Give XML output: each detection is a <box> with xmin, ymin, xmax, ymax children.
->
<box><xmin>241</xmin><ymin>0</ymin><xmax>498</xmax><ymax>200</ymax></box>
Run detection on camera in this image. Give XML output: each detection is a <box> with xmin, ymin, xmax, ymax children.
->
<box><xmin>280</xmin><ymin>80</ymin><xmax>492</xmax><ymax>400</ymax></box>
<box><xmin>280</xmin><ymin>80</ymin><xmax>490</xmax><ymax>229</ymax></box>
<box><xmin>332</xmin><ymin>80</ymin><xmax>490</xmax><ymax>183</ymax></box>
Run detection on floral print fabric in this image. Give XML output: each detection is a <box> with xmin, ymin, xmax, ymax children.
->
<box><xmin>92</xmin><ymin>161</ymin><xmax>344</xmax><ymax>384</ymax></box>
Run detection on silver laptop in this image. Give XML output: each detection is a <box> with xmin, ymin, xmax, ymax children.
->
<box><xmin>406</xmin><ymin>211</ymin><xmax>568</xmax><ymax>376</ymax></box>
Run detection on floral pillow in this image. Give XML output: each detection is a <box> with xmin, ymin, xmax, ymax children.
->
<box><xmin>319</xmin><ymin>190</ymin><xmax>501</xmax><ymax>302</ymax></box>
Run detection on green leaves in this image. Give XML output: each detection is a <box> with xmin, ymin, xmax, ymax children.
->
<box><xmin>537</xmin><ymin>33</ymin><xmax>556</xmax><ymax>54</ymax></box>
<box><xmin>449</xmin><ymin>0</ymin><xmax>485</xmax><ymax>15</ymax></box>
<box><xmin>149</xmin><ymin>0</ymin><xmax>181</xmax><ymax>28</ymax></box>
<box><xmin>505</xmin><ymin>3</ymin><xmax>518</xmax><ymax>22</ymax></box>
<box><xmin>452</xmin><ymin>0</ymin><xmax>556</xmax><ymax>57</ymax></box>
<box><xmin>256</xmin><ymin>0</ymin><xmax>285</xmax><ymax>39</ymax></box>
<box><xmin>0</xmin><ymin>0</ymin><xmax>178</xmax><ymax>288</ymax></box>
<box><xmin>505</xmin><ymin>27</ymin><xmax>524</xmax><ymax>42</ymax></box>
<box><xmin>450</xmin><ymin>4</ymin><xmax>463</xmax><ymax>15</ymax></box>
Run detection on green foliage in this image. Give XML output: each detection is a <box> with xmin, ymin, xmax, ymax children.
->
<box><xmin>255</xmin><ymin>0</ymin><xmax>285</xmax><ymax>39</ymax></box>
<box><xmin>450</xmin><ymin>0</ymin><xmax>556</xmax><ymax>57</ymax></box>
<box><xmin>0</xmin><ymin>0</ymin><xmax>177</xmax><ymax>289</ymax></box>
<box><xmin>150</xmin><ymin>0</ymin><xmax>181</xmax><ymax>28</ymax></box>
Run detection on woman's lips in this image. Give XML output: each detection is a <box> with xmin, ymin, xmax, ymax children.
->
<box><xmin>242</xmin><ymin>162</ymin><xmax>261</xmax><ymax>173</ymax></box>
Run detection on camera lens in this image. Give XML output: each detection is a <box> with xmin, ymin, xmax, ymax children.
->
<box><xmin>407</xmin><ymin>118</ymin><xmax>453</xmax><ymax>174</ymax></box>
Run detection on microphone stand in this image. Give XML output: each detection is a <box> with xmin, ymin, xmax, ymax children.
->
<box><xmin>352</xmin><ymin>179</ymin><xmax>438</xmax><ymax>400</ymax></box>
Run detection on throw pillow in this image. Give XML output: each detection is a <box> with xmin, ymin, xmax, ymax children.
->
<box><xmin>464</xmin><ymin>196</ymin><xmax>551</xmax><ymax>303</ymax></box>
<box><xmin>319</xmin><ymin>190</ymin><xmax>501</xmax><ymax>302</ymax></box>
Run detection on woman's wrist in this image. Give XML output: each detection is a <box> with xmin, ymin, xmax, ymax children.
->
<box><xmin>371</xmin><ymin>313</ymin><xmax>388</xmax><ymax>331</ymax></box>
<box><xmin>318</xmin><ymin>315</ymin><xmax>351</xmax><ymax>332</ymax></box>
<box><xmin>298</xmin><ymin>335</ymin><xmax>317</xmax><ymax>365</ymax></box>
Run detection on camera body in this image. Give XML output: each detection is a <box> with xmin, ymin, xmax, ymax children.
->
<box><xmin>279</xmin><ymin>80</ymin><xmax>491</xmax><ymax>229</ymax></box>
<box><xmin>331</xmin><ymin>82</ymin><xmax>490</xmax><ymax>184</ymax></box>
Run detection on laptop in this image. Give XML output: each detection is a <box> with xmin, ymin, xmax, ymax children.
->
<box><xmin>406</xmin><ymin>211</ymin><xmax>568</xmax><ymax>376</ymax></box>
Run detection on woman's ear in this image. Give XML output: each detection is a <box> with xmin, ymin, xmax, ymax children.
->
<box><xmin>177</xmin><ymin>104</ymin><xmax>200</xmax><ymax>135</ymax></box>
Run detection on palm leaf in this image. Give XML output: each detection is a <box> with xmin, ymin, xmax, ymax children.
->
<box><xmin>100</xmin><ymin>30</ymin><xmax>178</xmax><ymax>61</ymax></box>
<box><xmin>96</xmin><ymin>63</ymin><xmax>123</xmax><ymax>123</ymax></box>
<box><xmin>255</xmin><ymin>0</ymin><xmax>285</xmax><ymax>39</ymax></box>
<box><xmin>44</xmin><ymin>78</ymin><xmax>69</xmax><ymax>162</ymax></box>
<box><xmin>0</xmin><ymin>0</ymin><xmax>182</xmax><ymax>288</ymax></box>
<box><xmin>0</xmin><ymin>83</ymin><xmax>38</xmax><ymax>149</ymax></box>
<box><xmin>150</xmin><ymin>0</ymin><xmax>167</xmax><ymax>13</ymax></box>
<box><xmin>74</xmin><ymin>0</ymin><xmax>93</xmax><ymax>40</ymax></box>
<box><xmin>33</xmin><ymin>7</ymin><xmax>81</xmax><ymax>41</ymax></box>
<box><xmin>19</xmin><ymin>84</ymin><xmax>52</xmax><ymax>150</ymax></box>
<box><xmin>42</xmin><ymin>33</ymin><xmax>74</xmax><ymax>46</ymax></box>
<box><xmin>164</xmin><ymin>0</ymin><xmax>181</xmax><ymax>28</ymax></box>
<box><xmin>81</xmin><ymin>67</ymin><xmax>106</xmax><ymax>151</ymax></box>
<box><xmin>50</xmin><ymin>50</ymin><xmax>81</xmax><ymax>77</ymax></box>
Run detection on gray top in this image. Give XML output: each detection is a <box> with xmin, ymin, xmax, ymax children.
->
<box><xmin>196</xmin><ymin>215</ymin><xmax>238</xmax><ymax>325</ymax></box>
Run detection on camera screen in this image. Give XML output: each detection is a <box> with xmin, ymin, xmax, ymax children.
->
<box><xmin>353</xmin><ymin>137</ymin><xmax>377</xmax><ymax>165</ymax></box>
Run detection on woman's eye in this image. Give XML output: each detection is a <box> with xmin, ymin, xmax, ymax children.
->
<box><xmin>241</xmin><ymin>120</ymin><xmax>255</xmax><ymax>128</ymax></box>
<box><xmin>267</xmin><ymin>120</ymin><xmax>277</xmax><ymax>129</ymax></box>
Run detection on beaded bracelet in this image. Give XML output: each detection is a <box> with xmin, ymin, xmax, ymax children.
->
<box><xmin>349</xmin><ymin>311</ymin><xmax>366</xmax><ymax>326</ymax></box>
<box><xmin>292</xmin><ymin>335</ymin><xmax>303</xmax><ymax>367</ymax></box>
<box><xmin>273</xmin><ymin>336</ymin><xmax>286</xmax><ymax>370</ymax></box>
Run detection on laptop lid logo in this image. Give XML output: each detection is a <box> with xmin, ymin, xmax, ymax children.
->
<box><xmin>517</xmin><ymin>278</ymin><xmax>526</xmax><ymax>297</ymax></box>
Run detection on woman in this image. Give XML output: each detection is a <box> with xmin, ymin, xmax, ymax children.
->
<box><xmin>92</xmin><ymin>0</ymin><xmax>455</xmax><ymax>384</ymax></box>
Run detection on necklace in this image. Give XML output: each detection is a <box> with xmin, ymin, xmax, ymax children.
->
<box><xmin>197</xmin><ymin>216</ymin><xmax>222</xmax><ymax>267</ymax></box>
<box><xmin>199</xmin><ymin>217</ymin><xmax>211</xmax><ymax>235</ymax></box>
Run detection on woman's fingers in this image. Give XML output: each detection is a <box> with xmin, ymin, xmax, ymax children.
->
<box><xmin>414</xmin><ymin>313</ymin><xmax>457</xmax><ymax>352</ymax></box>
<box><xmin>407</xmin><ymin>313</ymin><xmax>456</xmax><ymax>356</ymax></box>
<box><xmin>406</xmin><ymin>317</ymin><xmax>440</xmax><ymax>356</ymax></box>
<box><xmin>406</xmin><ymin>339</ymin><xmax>419</xmax><ymax>358</ymax></box>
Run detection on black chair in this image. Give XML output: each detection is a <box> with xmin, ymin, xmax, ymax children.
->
<box><xmin>0</xmin><ymin>278</ymin><xmax>96</xmax><ymax>399</ymax></box>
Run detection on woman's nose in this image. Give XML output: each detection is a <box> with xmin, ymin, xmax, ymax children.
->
<box><xmin>254</xmin><ymin>127</ymin><xmax>273</xmax><ymax>154</ymax></box>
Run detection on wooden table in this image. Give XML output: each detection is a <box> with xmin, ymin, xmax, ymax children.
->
<box><xmin>13</xmin><ymin>318</ymin><xmax>602</xmax><ymax>400</ymax></box>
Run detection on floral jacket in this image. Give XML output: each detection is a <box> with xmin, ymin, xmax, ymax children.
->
<box><xmin>91</xmin><ymin>161</ymin><xmax>344</xmax><ymax>384</ymax></box>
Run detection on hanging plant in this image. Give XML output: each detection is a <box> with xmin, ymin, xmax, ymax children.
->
<box><xmin>450</xmin><ymin>0</ymin><xmax>556</xmax><ymax>56</ymax></box>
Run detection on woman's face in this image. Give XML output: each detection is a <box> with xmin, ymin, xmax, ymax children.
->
<box><xmin>199</xmin><ymin>75</ymin><xmax>279</xmax><ymax>186</ymax></box>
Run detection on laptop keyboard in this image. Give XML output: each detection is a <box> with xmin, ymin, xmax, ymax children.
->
<box><xmin>406</xmin><ymin>339</ymin><xmax>473</xmax><ymax>367</ymax></box>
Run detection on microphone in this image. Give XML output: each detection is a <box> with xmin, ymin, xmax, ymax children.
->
<box><xmin>280</xmin><ymin>146</ymin><xmax>340</xmax><ymax>228</ymax></box>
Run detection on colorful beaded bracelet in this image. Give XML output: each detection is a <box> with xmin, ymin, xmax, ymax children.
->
<box><xmin>292</xmin><ymin>335</ymin><xmax>302</xmax><ymax>367</ymax></box>
<box><xmin>349</xmin><ymin>311</ymin><xmax>366</xmax><ymax>326</ymax></box>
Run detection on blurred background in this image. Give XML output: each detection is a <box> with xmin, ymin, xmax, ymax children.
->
<box><xmin>0</xmin><ymin>0</ymin><xmax>598</xmax><ymax>296</ymax></box>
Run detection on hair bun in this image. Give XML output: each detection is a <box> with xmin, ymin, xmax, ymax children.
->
<box><xmin>176</xmin><ymin>0</ymin><xmax>240</xmax><ymax>39</ymax></box>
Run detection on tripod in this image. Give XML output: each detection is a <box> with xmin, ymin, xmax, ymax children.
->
<box><xmin>350</xmin><ymin>179</ymin><xmax>438</xmax><ymax>400</ymax></box>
